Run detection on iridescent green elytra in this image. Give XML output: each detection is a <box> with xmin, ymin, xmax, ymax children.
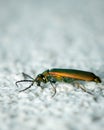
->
<box><xmin>16</xmin><ymin>68</ymin><xmax>101</xmax><ymax>96</ymax></box>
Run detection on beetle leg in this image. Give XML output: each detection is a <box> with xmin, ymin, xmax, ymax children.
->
<box><xmin>74</xmin><ymin>82</ymin><xmax>94</xmax><ymax>95</ymax></box>
<box><xmin>75</xmin><ymin>82</ymin><xmax>86</xmax><ymax>92</ymax></box>
<box><xmin>46</xmin><ymin>72</ymin><xmax>57</xmax><ymax>97</ymax></box>
<box><xmin>49</xmin><ymin>82</ymin><xmax>56</xmax><ymax>97</ymax></box>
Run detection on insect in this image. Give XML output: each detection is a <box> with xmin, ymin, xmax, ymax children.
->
<box><xmin>15</xmin><ymin>68</ymin><xmax>101</xmax><ymax>97</ymax></box>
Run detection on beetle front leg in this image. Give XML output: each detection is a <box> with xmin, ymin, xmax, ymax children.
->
<box><xmin>49</xmin><ymin>81</ymin><xmax>56</xmax><ymax>97</ymax></box>
<box><xmin>47</xmin><ymin>77</ymin><xmax>57</xmax><ymax>97</ymax></box>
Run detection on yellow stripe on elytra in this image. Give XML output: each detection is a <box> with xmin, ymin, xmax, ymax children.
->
<box><xmin>49</xmin><ymin>72</ymin><xmax>94</xmax><ymax>81</ymax></box>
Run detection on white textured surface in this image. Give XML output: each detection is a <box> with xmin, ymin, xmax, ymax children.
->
<box><xmin>0</xmin><ymin>0</ymin><xmax>104</xmax><ymax>130</ymax></box>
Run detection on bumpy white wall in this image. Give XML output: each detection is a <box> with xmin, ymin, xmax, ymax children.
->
<box><xmin>0</xmin><ymin>0</ymin><xmax>104</xmax><ymax>130</ymax></box>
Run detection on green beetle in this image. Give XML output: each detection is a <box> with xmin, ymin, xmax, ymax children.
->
<box><xmin>16</xmin><ymin>68</ymin><xmax>101</xmax><ymax>96</ymax></box>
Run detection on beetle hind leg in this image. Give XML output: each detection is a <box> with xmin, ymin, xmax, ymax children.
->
<box><xmin>74</xmin><ymin>82</ymin><xmax>93</xmax><ymax>95</ymax></box>
<box><xmin>75</xmin><ymin>82</ymin><xmax>86</xmax><ymax>92</ymax></box>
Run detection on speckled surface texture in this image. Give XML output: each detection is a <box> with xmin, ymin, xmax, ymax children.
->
<box><xmin>0</xmin><ymin>0</ymin><xmax>104</xmax><ymax>130</ymax></box>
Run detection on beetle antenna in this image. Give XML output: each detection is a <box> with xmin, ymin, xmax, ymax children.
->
<box><xmin>15</xmin><ymin>80</ymin><xmax>33</xmax><ymax>87</ymax></box>
<box><xmin>15</xmin><ymin>80</ymin><xmax>34</xmax><ymax>92</ymax></box>
<box><xmin>22</xmin><ymin>72</ymin><xmax>34</xmax><ymax>80</ymax></box>
<box><xmin>19</xmin><ymin>82</ymin><xmax>34</xmax><ymax>92</ymax></box>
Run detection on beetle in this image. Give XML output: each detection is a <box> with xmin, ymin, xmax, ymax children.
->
<box><xmin>15</xmin><ymin>68</ymin><xmax>101</xmax><ymax>97</ymax></box>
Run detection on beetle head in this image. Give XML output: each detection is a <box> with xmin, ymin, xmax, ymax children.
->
<box><xmin>35</xmin><ymin>74</ymin><xmax>47</xmax><ymax>86</ymax></box>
